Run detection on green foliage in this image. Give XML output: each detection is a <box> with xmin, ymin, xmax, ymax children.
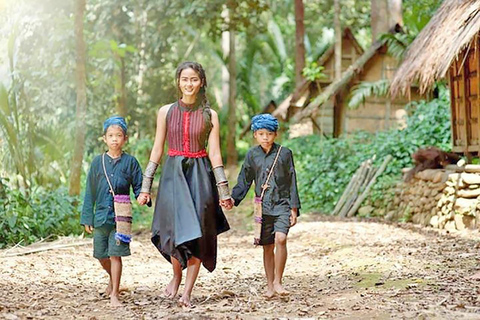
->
<box><xmin>403</xmin><ymin>0</ymin><xmax>443</xmax><ymax>34</ymax></box>
<box><xmin>0</xmin><ymin>181</ymin><xmax>82</xmax><ymax>248</ymax></box>
<box><xmin>302</xmin><ymin>61</ymin><xmax>327</xmax><ymax>82</ymax></box>
<box><xmin>284</xmin><ymin>86</ymin><xmax>451</xmax><ymax>214</ymax></box>
<box><xmin>304</xmin><ymin>0</ymin><xmax>371</xmax><ymax>48</ymax></box>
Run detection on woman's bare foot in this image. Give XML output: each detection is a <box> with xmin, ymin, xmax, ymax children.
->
<box><xmin>110</xmin><ymin>294</ymin><xmax>123</xmax><ymax>307</ymax></box>
<box><xmin>164</xmin><ymin>277</ymin><xmax>181</xmax><ymax>298</ymax></box>
<box><xmin>273</xmin><ymin>283</ymin><xmax>289</xmax><ymax>296</ymax></box>
<box><xmin>178</xmin><ymin>295</ymin><xmax>195</xmax><ymax>308</ymax></box>
<box><xmin>470</xmin><ymin>271</ymin><xmax>480</xmax><ymax>279</ymax></box>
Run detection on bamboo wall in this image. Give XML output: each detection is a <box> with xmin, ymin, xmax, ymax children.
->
<box><xmin>449</xmin><ymin>35</ymin><xmax>480</xmax><ymax>154</ymax></box>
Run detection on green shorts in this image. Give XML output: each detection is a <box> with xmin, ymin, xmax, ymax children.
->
<box><xmin>259</xmin><ymin>214</ymin><xmax>290</xmax><ymax>246</ymax></box>
<box><xmin>93</xmin><ymin>224</ymin><xmax>131</xmax><ymax>259</ymax></box>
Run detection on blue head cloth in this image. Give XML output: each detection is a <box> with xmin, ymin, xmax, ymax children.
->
<box><xmin>251</xmin><ymin>114</ymin><xmax>279</xmax><ymax>132</ymax></box>
<box><xmin>103</xmin><ymin>116</ymin><xmax>127</xmax><ymax>134</ymax></box>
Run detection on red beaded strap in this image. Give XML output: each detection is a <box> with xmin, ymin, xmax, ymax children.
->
<box><xmin>167</xmin><ymin>149</ymin><xmax>208</xmax><ymax>158</ymax></box>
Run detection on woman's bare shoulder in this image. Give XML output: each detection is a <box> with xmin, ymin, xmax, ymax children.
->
<box><xmin>158</xmin><ymin>103</ymin><xmax>174</xmax><ymax>113</ymax></box>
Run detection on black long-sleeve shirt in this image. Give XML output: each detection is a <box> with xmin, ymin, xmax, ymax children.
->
<box><xmin>232</xmin><ymin>143</ymin><xmax>301</xmax><ymax>216</ymax></box>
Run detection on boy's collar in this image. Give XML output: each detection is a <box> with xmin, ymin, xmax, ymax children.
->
<box><xmin>257</xmin><ymin>142</ymin><xmax>278</xmax><ymax>155</ymax></box>
<box><xmin>105</xmin><ymin>151</ymin><xmax>124</xmax><ymax>160</ymax></box>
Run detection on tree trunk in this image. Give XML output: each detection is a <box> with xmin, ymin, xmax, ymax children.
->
<box><xmin>371</xmin><ymin>0</ymin><xmax>403</xmax><ymax>40</ymax></box>
<box><xmin>221</xmin><ymin>30</ymin><xmax>229</xmax><ymax>109</ymax></box>
<box><xmin>389</xmin><ymin>0</ymin><xmax>403</xmax><ymax>27</ymax></box>
<box><xmin>115</xmin><ymin>56</ymin><xmax>127</xmax><ymax>117</ymax></box>
<box><xmin>334</xmin><ymin>0</ymin><xmax>342</xmax><ymax>81</ymax></box>
<box><xmin>294</xmin><ymin>0</ymin><xmax>305</xmax><ymax>87</ymax></box>
<box><xmin>226</xmin><ymin>7</ymin><xmax>238</xmax><ymax>169</ymax></box>
<box><xmin>69</xmin><ymin>0</ymin><xmax>87</xmax><ymax>196</ymax></box>
<box><xmin>291</xmin><ymin>41</ymin><xmax>383</xmax><ymax>124</ymax></box>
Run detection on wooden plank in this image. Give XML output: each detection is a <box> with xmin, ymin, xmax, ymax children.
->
<box><xmin>476</xmin><ymin>35</ymin><xmax>480</xmax><ymax>152</ymax></box>
<box><xmin>347</xmin><ymin>115</ymin><xmax>389</xmax><ymax>120</ymax></box>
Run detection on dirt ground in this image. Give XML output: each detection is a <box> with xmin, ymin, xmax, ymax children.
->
<box><xmin>3</xmin><ymin>208</ymin><xmax>480</xmax><ymax>319</ymax></box>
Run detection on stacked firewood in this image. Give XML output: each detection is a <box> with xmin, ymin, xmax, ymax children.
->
<box><xmin>392</xmin><ymin>165</ymin><xmax>480</xmax><ymax>231</ymax></box>
<box><xmin>333</xmin><ymin>155</ymin><xmax>392</xmax><ymax>217</ymax></box>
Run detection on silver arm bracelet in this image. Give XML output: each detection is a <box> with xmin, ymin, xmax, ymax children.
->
<box><xmin>141</xmin><ymin>161</ymin><xmax>159</xmax><ymax>193</ymax></box>
<box><xmin>213</xmin><ymin>165</ymin><xmax>231</xmax><ymax>200</ymax></box>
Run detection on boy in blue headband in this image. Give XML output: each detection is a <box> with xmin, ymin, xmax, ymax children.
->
<box><xmin>227</xmin><ymin>113</ymin><xmax>301</xmax><ymax>298</ymax></box>
<box><xmin>81</xmin><ymin>116</ymin><xmax>143</xmax><ymax>307</ymax></box>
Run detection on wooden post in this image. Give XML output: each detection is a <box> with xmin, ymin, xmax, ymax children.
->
<box><xmin>462</xmin><ymin>50</ymin><xmax>470</xmax><ymax>154</ymax></box>
<box><xmin>448</xmin><ymin>63</ymin><xmax>456</xmax><ymax>150</ymax></box>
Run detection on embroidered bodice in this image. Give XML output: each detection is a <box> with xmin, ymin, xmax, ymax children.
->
<box><xmin>166</xmin><ymin>100</ymin><xmax>209</xmax><ymax>158</ymax></box>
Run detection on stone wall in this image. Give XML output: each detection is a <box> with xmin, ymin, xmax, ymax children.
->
<box><xmin>391</xmin><ymin>166</ymin><xmax>480</xmax><ymax>231</ymax></box>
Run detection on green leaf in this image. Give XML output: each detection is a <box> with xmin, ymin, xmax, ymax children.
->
<box><xmin>7</xmin><ymin>215</ymin><xmax>17</xmax><ymax>229</ymax></box>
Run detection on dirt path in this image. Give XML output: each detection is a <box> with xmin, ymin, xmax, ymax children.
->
<box><xmin>3</xmin><ymin>211</ymin><xmax>480</xmax><ymax>319</ymax></box>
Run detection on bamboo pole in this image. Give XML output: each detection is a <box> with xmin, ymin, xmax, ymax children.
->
<box><xmin>1</xmin><ymin>240</ymin><xmax>92</xmax><ymax>257</ymax></box>
<box><xmin>339</xmin><ymin>161</ymin><xmax>369</xmax><ymax>217</ymax></box>
<box><xmin>332</xmin><ymin>164</ymin><xmax>363</xmax><ymax>215</ymax></box>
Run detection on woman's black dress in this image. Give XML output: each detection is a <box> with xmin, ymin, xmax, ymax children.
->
<box><xmin>151</xmin><ymin>100</ymin><xmax>230</xmax><ymax>272</ymax></box>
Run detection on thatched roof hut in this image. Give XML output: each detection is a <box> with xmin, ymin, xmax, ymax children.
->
<box><xmin>390</xmin><ymin>0</ymin><xmax>480</xmax><ymax>96</ymax></box>
<box><xmin>271</xmin><ymin>25</ymin><xmax>423</xmax><ymax>137</ymax></box>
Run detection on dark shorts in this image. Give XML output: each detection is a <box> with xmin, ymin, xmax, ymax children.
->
<box><xmin>259</xmin><ymin>214</ymin><xmax>290</xmax><ymax>246</ymax></box>
<box><xmin>93</xmin><ymin>224</ymin><xmax>131</xmax><ymax>259</ymax></box>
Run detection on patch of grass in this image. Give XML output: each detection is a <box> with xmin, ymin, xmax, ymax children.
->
<box><xmin>353</xmin><ymin>272</ymin><xmax>428</xmax><ymax>290</ymax></box>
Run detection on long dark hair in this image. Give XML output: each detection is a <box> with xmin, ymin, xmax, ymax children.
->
<box><xmin>175</xmin><ymin>61</ymin><xmax>212</xmax><ymax>132</ymax></box>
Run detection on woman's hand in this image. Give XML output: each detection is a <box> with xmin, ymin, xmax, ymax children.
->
<box><xmin>220</xmin><ymin>198</ymin><xmax>234</xmax><ymax>210</ymax></box>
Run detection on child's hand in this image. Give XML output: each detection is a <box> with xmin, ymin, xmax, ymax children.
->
<box><xmin>84</xmin><ymin>225</ymin><xmax>93</xmax><ymax>234</ymax></box>
<box><xmin>137</xmin><ymin>192</ymin><xmax>150</xmax><ymax>205</ymax></box>
<box><xmin>220</xmin><ymin>198</ymin><xmax>234</xmax><ymax>210</ymax></box>
<box><xmin>290</xmin><ymin>209</ymin><xmax>298</xmax><ymax>227</ymax></box>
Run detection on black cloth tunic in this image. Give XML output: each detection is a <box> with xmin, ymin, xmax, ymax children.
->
<box><xmin>231</xmin><ymin>143</ymin><xmax>301</xmax><ymax>216</ymax></box>
<box><xmin>151</xmin><ymin>101</ymin><xmax>230</xmax><ymax>272</ymax></box>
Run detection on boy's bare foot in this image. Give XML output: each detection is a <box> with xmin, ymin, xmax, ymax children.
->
<box><xmin>178</xmin><ymin>296</ymin><xmax>195</xmax><ymax>309</ymax></box>
<box><xmin>106</xmin><ymin>280</ymin><xmax>113</xmax><ymax>296</ymax></box>
<box><xmin>264</xmin><ymin>288</ymin><xmax>276</xmax><ymax>298</ymax></box>
<box><xmin>164</xmin><ymin>277</ymin><xmax>181</xmax><ymax>298</ymax></box>
<box><xmin>110</xmin><ymin>295</ymin><xmax>123</xmax><ymax>307</ymax></box>
<box><xmin>273</xmin><ymin>283</ymin><xmax>289</xmax><ymax>296</ymax></box>
<box><xmin>469</xmin><ymin>271</ymin><xmax>480</xmax><ymax>279</ymax></box>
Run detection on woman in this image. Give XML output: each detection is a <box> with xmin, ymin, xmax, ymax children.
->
<box><xmin>138</xmin><ymin>61</ymin><xmax>230</xmax><ymax>308</ymax></box>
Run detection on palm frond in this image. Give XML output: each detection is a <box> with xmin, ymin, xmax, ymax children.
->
<box><xmin>380</xmin><ymin>32</ymin><xmax>415</xmax><ymax>60</ymax></box>
<box><xmin>348</xmin><ymin>80</ymin><xmax>390</xmax><ymax>109</ymax></box>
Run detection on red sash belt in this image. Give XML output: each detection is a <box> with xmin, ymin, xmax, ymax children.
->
<box><xmin>167</xmin><ymin>149</ymin><xmax>208</xmax><ymax>158</ymax></box>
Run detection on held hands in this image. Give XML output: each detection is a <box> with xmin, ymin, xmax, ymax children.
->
<box><xmin>137</xmin><ymin>192</ymin><xmax>151</xmax><ymax>205</ymax></box>
<box><xmin>220</xmin><ymin>198</ymin><xmax>234</xmax><ymax>210</ymax></box>
<box><xmin>290</xmin><ymin>208</ymin><xmax>298</xmax><ymax>227</ymax></box>
<box><xmin>84</xmin><ymin>225</ymin><xmax>93</xmax><ymax>234</ymax></box>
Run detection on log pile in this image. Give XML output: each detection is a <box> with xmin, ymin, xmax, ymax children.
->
<box><xmin>391</xmin><ymin>166</ymin><xmax>480</xmax><ymax>231</ymax></box>
<box><xmin>333</xmin><ymin>155</ymin><xmax>392</xmax><ymax>217</ymax></box>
